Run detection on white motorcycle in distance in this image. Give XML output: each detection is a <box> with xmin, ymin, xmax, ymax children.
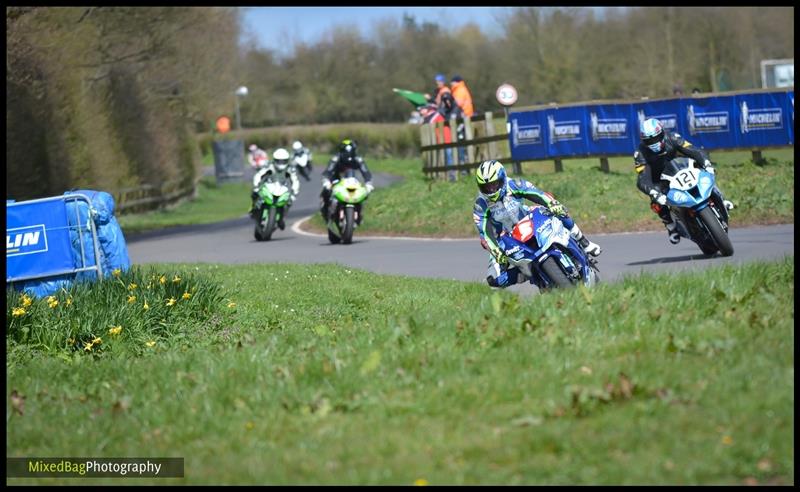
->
<box><xmin>293</xmin><ymin>152</ymin><xmax>313</xmax><ymax>181</ymax></box>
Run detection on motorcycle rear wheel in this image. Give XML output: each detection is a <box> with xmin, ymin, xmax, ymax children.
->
<box><xmin>328</xmin><ymin>229</ymin><xmax>341</xmax><ymax>244</ymax></box>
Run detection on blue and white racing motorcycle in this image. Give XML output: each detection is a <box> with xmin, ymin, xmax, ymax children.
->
<box><xmin>498</xmin><ymin>205</ymin><xmax>600</xmax><ymax>290</ymax></box>
<box><xmin>660</xmin><ymin>157</ymin><xmax>733</xmax><ymax>257</ymax></box>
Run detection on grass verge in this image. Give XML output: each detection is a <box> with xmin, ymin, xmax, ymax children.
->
<box><xmin>305</xmin><ymin>147</ymin><xmax>794</xmax><ymax>237</ymax></box>
<box><xmin>6</xmin><ymin>257</ymin><xmax>794</xmax><ymax>485</ymax></box>
<box><xmin>116</xmin><ymin>177</ymin><xmax>251</xmax><ymax>235</ymax></box>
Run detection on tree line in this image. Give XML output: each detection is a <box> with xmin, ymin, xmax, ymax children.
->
<box><xmin>6</xmin><ymin>7</ymin><xmax>793</xmax><ymax>200</ymax></box>
<box><xmin>238</xmin><ymin>7</ymin><xmax>794</xmax><ymax>127</ymax></box>
<box><xmin>7</xmin><ymin>7</ymin><xmax>240</xmax><ymax>200</ymax></box>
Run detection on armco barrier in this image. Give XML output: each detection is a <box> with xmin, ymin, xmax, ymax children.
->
<box><xmin>509</xmin><ymin>88</ymin><xmax>794</xmax><ymax>163</ymax></box>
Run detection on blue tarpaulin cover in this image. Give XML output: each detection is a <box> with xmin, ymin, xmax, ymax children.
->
<box><xmin>8</xmin><ymin>190</ymin><xmax>131</xmax><ymax>297</ymax></box>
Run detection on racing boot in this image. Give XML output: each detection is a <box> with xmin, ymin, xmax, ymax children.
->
<box><xmin>249</xmin><ymin>191</ymin><xmax>259</xmax><ymax>219</ymax></box>
<box><xmin>665</xmin><ymin>221</ymin><xmax>680</xmax><ymax>244</ymax></box>
<box><xmin>570</xmin><ymin>224</ymin><xmax>602</xmax><ymax>257</ymax></box>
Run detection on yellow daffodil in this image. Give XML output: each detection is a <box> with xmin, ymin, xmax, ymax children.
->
<box><xmin>127</xmin><ymin>295</ymin><xmax>137</xmax><ymax>304</ymax></box>
<box><xmin>108</xmin><ymin>326</ymin><xmax>122</xmax><ymax>336</ymax></box>
<box><xmin>182</xmin><ymin>292</ymin><xmax>191</xmax><ymax>300</ymax></box>
<box><xmin>143</xmin><ymin>301</ymin><xmax>150</xmax><ymax>311</ymax></box>
<box><xmin>67</xmin><ymin>337</ymin><xmax>75</xmax><ymax>345</ymax></box>
<box><xmin>12</xmin><ymin>307</ymin><xmax>26</xmax><ymax>317</ymax></box>
<box><xmin>159</xmin><ymin>275</ymin><xmax>167</xmax><ymax>285</ymax></box>
<box><xmin>414</xmin><ymin>479</ymin><xmax>429</xmax><ymax>486</ymax></box>
<box><xmin>92</xmin><ymin>337</ymin><xmax>102</xmax><ymax>345</ymax></box>
<box><xmin>21</xmin><ymin>294</ymin><xmax>32</xmax><ymax>307</ymax></box>
<box><xmin>128</xmin><ymin>282</ymin><xmax>138</xmax><ymax>290</ymax></box>
<box><xmin>84</xmin><ymin>342</ymin><xmax>94</xmax><ymax>351</ymax></box>
<box><xmin>145</xmin><ymin>340</ymin><xmax>156</xmax><ymax>348</ymax></box>
<box><xmin>172</xmin><ymin>275</ymin><xmax>181</xmax><ymax>283</ymax></box>
<box><xmin>227</xmin><ymin>301</ymin><xmax>237</xmax><ymax>309</ymax></box>
<box><xmin>112</xmin><ymin>268</ymin><xmax>122</xmax><ymax>277</ymax></box>
<box><xmin>47</xmin><ymin>296</ymin><xmax>59</xmax><ymax>309</ymax></box>
<box><xmin>166</xmin><ymin>297</ymin><xmax>177</xmax><ymax>307</ymax></box>
<box><xmin>66</xmin><ymin>297</ymin><xmax>73</xmax><ymax>307</ymax></box>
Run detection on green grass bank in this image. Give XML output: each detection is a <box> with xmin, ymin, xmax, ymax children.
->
<box><xmin>7</xmin><ymin>257</ymin><xmax>794</xmax><ymax>485</ymax></box>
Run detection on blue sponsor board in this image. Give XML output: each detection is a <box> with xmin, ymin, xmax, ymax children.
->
<box><xmin>7</xmin><ymin>197</ymin><xmax>87</xmax><ymax>281</ymax></box>
<box><xmin>509</xmin><ymin>110</ymin><xmax>548</xmax><ymax>160</ymax></box>
<box><xmin>734</xmin><ymin>91</ymin><xmax>793</xmax><ymax>147</ymax></box>
<box><xmin>508</xmin><ymin>89</ymin><xmax>793</xmax><ymax>160</ymax></box>
<box><xmin>544</xmin><ymin>106</ymin><xmax>588</xmax><ymax>157</ymax></box>
<box><xmin>586</xmin><ymin>104</ymin><xmax>635</xmax><ymax>155</ymax></box>
<box><xmin>786</xmin><ymin>91</ymin><xmax>795</xmax><ymax>143</ymax></box>
<box><xmin>678</xmin><ymin>95</ymin><xmax>736</xmax><ymax>150</ymax></box>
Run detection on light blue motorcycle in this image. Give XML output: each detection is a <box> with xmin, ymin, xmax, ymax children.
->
<box><xmin>660</xmin><ymin>157</ymin><xmax>733</xmax><ymax>257</ymax></box>
<box><xmin>497</xmin><ymin>205</ymin><xmax>600</xmax><ymax>289</ymax></box>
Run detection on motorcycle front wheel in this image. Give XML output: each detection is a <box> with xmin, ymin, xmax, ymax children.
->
<box><xmin>254</xmin><ymin>207</ymin><xmax>276</xmax><ymax>242</ymax></box>
<box><xmin>540</xmin><ymin>256</ymin><xmax>574</xmax><ymax>289</ymax></box>
<box><xmin>254</xmin><ymin>207</ymin><xmax>268</xmax><ymax>241</ymax></box>
<box><xmin>342</xmin><ymin>207</ymin><xmax>355</xmax><ymax>244</ymax></box>
<box><xmin>698</xmin><ymin>206</ymin><xmax>733</xmax><ymax>257</ymax></box>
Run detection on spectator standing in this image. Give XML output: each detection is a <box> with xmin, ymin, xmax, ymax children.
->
<box><xmin>450</xmin><ymin>75</ymin><xmax>474</xmax><ymax>118</ymax></box>
<box><xmin>426</xmin><ymin>73</ymin><xmax>451</xmax><ymax>107</ymax></box>
<box><xmin>450</xmin><ymin>75</ymin><xmax>474</xmax><ymax>166</ymax></box>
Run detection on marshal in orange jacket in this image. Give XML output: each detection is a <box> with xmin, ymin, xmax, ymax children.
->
<box><xmin>450</xmin><ymin>78</ymin><xmax>474</xmax><ymax>118</ymax></box>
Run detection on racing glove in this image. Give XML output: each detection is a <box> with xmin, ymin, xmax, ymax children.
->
<box><xmin>649</xmin><ymin>189</ymin><xmax>667</xmax><ymax>206</ymax></box>
<box><xmin>322</xmin><ymin>179</ymin><xmax>332</xmax><ymax>191</ymax></box>
<box><xmin>703</xmin><ymin>159</ymin><xmax>715</xmax><ymax>175</ymax></box>
<box><xmin>548</xmin><ymin>200</ymin><xmax>567</xmax><ymax>217</ymax></box>
<box><xmin>365</xmin><ymin>182</ymin><xmax>375</xmax><ymax>194</ymax></box>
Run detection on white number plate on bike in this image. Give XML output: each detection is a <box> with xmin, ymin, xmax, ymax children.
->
<box><xmin>672</xmin><ymin>168</ymin><xmax>699</xmax><ymax>190</ymax></box>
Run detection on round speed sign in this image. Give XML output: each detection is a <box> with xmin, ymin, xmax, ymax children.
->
<box><xmin>496</xmin><ymin>84</ymin><xmax>518</xmax><ymax>106</ymax></box>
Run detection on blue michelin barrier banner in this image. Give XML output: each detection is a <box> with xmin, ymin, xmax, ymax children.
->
<box><xmin>509</xmin><ymin>89</ymin><xmax>794</xmax><ymax>161</ymax></box>
<box><xmin>7</xmin><ymin>198</ymin><xmax>80</xmax><ymax>281</ymax></box>
<box><xmin>588</xmin><ymin>103</ymin><xmax>636</xmax><ymax>155</ymax></box>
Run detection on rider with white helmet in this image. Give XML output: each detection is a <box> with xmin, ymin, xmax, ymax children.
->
<box><xmin>250</xmin><ymin>148</ymin><xmax>301</xmax><ymax>229</ymax></box>
<box><xmin>291</xmin><ymin>140</ymin><xmax>313</xmax><ymax>181</ymax></box>
<box><xmin>634</xmin><ymin>118</ymin><xmax>733</xmax><ymax>244</ymax></box>
<box><xmin>473</xmin><ymin>160</ymin><xmax>601</xmax><ymax>288</ymax></box>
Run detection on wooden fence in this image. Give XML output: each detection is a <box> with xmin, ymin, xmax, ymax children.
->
<box><xmin>111</xmin><ymin>175</ymin><xmax>201</xmax><ymax>215</ymax></box>
<box><xmin>420</xmin><ymin>112</ymin><xmax>516</xmax><ymax>180</ymax></box>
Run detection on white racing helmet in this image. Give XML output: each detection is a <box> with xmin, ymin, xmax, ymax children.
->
<box><xmin>292</xmin><ymin>141</ymin><xmax>303</xmax><ymax>152</ymax></box>
<box><xmin>273</xmin><ymin>148</ymin><xmax>291</xmax><ymax>172</ymax></box>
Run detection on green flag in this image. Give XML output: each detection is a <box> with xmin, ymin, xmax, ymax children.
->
<box><xmin>393</xmin><ymin>88</ymin><xmax>429</xmax><ymax>108</ymax></box>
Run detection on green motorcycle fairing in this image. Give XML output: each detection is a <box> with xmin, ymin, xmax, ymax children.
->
<box><xmin>332</xmin><ymin>177</ymin><xmax>368</xmax><ymax>204</ymax></box>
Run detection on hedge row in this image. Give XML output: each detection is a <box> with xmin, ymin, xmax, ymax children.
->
<box><xmin>197</xmin><ymin>123</ymin><xmax>421</xmax><ymax>159</ymax></box>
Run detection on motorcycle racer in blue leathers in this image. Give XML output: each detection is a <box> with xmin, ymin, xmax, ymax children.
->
<box><xmin>473</xmin><ymin>160</ymin><xmax>602</xmax><ymax>288</ymax></box>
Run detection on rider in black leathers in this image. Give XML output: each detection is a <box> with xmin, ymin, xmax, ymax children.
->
<box><xmin>320</xmin><ymin>139</ymin><xmax>374</xmax><ymax>222</ymax></box>
<box><xmin>634</xmin><ymin>118</ymin><xmax>733</xmax><ymax>244</ymax></box>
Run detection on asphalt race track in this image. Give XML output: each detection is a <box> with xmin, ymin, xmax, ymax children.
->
<box><xmin>127</xmin><ymin>166</ymin><xmax>795</xmax><ymax>295</ymax></box>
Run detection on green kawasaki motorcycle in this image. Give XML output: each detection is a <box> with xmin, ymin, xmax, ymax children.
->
<box><xmin>327</xmin><ymin>175</ymin><xmax>369</xmax><ymax>244</ymax></box>
<box><xmin>254</xmin><ymin>176</ymin><xmax>292</xmax><ymax>241</ymax></box>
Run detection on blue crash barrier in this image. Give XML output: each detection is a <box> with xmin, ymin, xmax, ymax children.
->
<box><xmin>6</xmin><ymin>190</ymin><xmax>131</xmax><ymax>298</ymax></box>
<box><xmin>509</xmin><ymin>89</ymin><xmax>794</xmax><ymax>162</ymax></box>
